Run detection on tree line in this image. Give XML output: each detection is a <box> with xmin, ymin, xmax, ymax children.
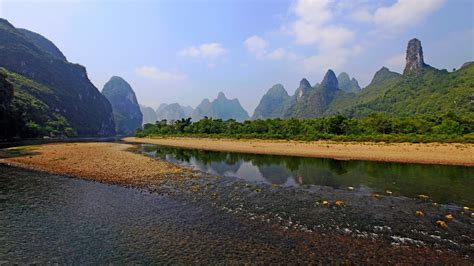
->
<box><xmin>136</xmin><ymin>113</ymin><xmax>473</xmax><ymax>143</ymax></box>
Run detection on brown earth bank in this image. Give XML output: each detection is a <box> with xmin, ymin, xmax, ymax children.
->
<box><xmin>0</xmin><ymin>142</ymin><xmax>472</xmax><ymax>263</ymax></box>
<box><xmin>0</xmin><ymin>142</ymin><xmax>195</xmax><ymax>187</ymax></box>
<box><xmin>124</xmin><ymin>137</ymin><xmax>474</xmax><ymax>166</ymax></box>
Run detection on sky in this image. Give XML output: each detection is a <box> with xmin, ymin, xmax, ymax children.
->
<box><xmin>1</xmin><ymin>0</ymin><xmax>473</xmax><ymax>114</ymax></box>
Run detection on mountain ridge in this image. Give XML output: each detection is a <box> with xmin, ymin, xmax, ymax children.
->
<box><xmin>0</xmin><ymin>18</ymin><xmax>115</xmax><ymax>138</ymax></box>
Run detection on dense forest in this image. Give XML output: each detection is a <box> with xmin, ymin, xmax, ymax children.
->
<box><xmin>136</xmin><ymin>113</ymin><xmax>473</xmax><ymax>143</ymax></box>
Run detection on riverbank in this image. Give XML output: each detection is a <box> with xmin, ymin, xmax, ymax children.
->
<box><xmin>0</xmin><ymin>142</ymin><xmax>194</xmax><ymax>187</ymax></box>
<box><xmin>124</xmin><ymin>137</ymin><xmax>474</xmax><ymax>166</ymax></box>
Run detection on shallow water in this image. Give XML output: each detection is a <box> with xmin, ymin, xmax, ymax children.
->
<box><xmin>0</xmin><ymin>165</ymin><xmax>327</xmax><ymax>264</ymax></box>
<box><xmin>1</xmin><ymin>157</ymin><xmax>472</xmax><ymax>263</ymax></box>
<box><xmin>140</xmin><ymin>144</ymin><xmax>474</xmax><ymax>206</ymax></box>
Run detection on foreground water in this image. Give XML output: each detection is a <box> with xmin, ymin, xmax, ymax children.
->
<box><xmin>1</xmin><ymin>143</ymin><xmax>473</xmax><ymax>263</ymax></box>
<box><xmin>140</xmin><ymin>144</ymin><xmax>474</xmax><ymax>206</ymax></box>
<box><xmin>0</xmin><ymin>165</ymin><xmax>322</xmax><ymax>264</ymax></box>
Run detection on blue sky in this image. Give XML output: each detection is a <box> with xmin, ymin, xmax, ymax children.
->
<box><xmin>1</xmin><ymin>0</ymin><xmax>473</xmax><ymax>114</ymax></box>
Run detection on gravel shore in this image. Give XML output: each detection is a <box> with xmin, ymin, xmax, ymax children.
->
<box><xmin>0</xmin><ymin>142</ymin><xmax>195</xmax><ymax>187</ymax></box>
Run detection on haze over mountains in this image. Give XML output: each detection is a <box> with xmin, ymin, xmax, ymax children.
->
<box><xmin>0</xmin><ymin>16</ymin><xmax>472</xmax><ymax>140</ymax></box>
<box><xmin>141</xmin><ymin>92</ymin><xmax>250</xmax><ymax>124</ymax></box>
<box><xmin>156</xmin><ymin>103</ymin><xmax>193</xmax><ymax>122</ymax></box>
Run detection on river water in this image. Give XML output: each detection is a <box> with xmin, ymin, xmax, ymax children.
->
<box><xmin>1</xmin><ymin>144</ymin><xmax>473</xmax><ymax>263</ymax></box>
<box><xmin>140</xmin><ymin>144</ymin><xmax>474</xmax><ymax>206</ymax></box>
<box><xmin>0</xmin><ymin>165</ymin><xmax>326</xmax><ymax>264</ymax></box>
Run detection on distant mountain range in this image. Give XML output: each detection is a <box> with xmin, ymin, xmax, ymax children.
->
<box><xmin>140</xmin><ymin>105</ymin><xmax>157</xmax><ymax>125</ymax></box>
<box><xmin>156</xmin><ymin>103</ymin><xmax>194</xmax><ymax>122</ymax></box>
<box><xmin>1</xmin><ymin>15</ymin><xmax>470</xmax><ymax>140</ymax></box>
<box><xmin>142</xmin><ymin>38</ymin><xmax>473</xmax><ymax>124</ymax></box>
<box><xmin>142</xmin><ymin>92</ymin><xmax>250</xmax><ymax>124</ymax></box>
<box><xmin>192</xmin><ymin>92</ymin><xmax>249</xmax><ymax>122</ymax></box>
<box><xmin>253</xmin><ymin>38</ymin><xmax>473</xmax><ymax>119</ymax></box>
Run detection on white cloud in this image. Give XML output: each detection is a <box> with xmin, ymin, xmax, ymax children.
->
<box><xmin>373</xmin><ymin>0</ymin><xmax>445</xmax><ymax>32</ymax></box>
<box><xmin>289</xmin><ymin>0</ymin><xmax>355</xmax><ymax>49</ymax></box>
<box><xmin>302</xmin><ymin>48</ymin><xmax>355</xmax><ymax>73</ymax></box>
<box><xmin>244</xmin><ymin>35</ymin><xmax>268</xmax><ymax>59</ymax></box>
<box><xmin>244</xmin><ymin>35</ymin><xmax>297</xmax><ymax>61</ymax></box>
<box><xmin>350</xmin><ymin>8</ymin><xmax>373</xmax><ymax>23</ymax></box>
<box><xmin>267</xmin><ymin>48</ymin><xmax>287</xmax><ymax>60</ymax></box>
<box><xmin>135</xmin><ymin>66</ymin><xmax>186</xmax><ymax>81</ymax></box>
<box><xmin>178</xmin><ymin>42</ymin><xmax>227</xmax><ymax>59</ymax></box>
<box><xmin>285</xmin><ymin>0</ymin><xmax>356</xmax><ymax>74</ymax></box>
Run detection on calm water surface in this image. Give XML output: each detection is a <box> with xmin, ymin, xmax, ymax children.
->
<box><xmin>140</xmin><ymin>144</ymin><xmax>474</xmax><ymax>206</ymax></box>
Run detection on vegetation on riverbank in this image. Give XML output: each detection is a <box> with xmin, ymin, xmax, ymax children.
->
<box><xmin>136</xmin><ymin>113</ymin><xmax>474</xmax><ymax>143</ymax></box>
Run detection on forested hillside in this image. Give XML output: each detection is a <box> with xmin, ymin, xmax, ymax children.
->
<box><xmin>0</xmin><ymin>18</ymin><xmax>115</xmax><ymax>139</ymax></box>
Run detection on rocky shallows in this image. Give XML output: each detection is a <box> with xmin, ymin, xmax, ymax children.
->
<box><xmin>0</xmin><ymin>142</ymin><xmax>472</xmax><ymax>263</ymax></box>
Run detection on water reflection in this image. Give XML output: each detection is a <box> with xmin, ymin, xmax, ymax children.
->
<box><xmin>141</xmin><ymin>144</ymin><xmax>474</xmax><ymax>206</ymax></box>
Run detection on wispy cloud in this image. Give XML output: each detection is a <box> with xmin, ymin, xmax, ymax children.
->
<box><xmin>267</xmin><ymin>48</ymin><xmax>286</xmax><ymax>60</ymax></box>
<box><xmin>288</xmin><ymin>0</ymin><xmax>354</xmax><ymax>49</ymax></box>
<box><xmin>135</xmin><ymin>66</ymin><xmax>186</xmax><ymax>81</ymax></box>
<box><xmin>244</xmin><ymin>35</ymin><xmax>296</xmax><ymax>61</ymax></box>
<box><xmin>244</xmin><ymin>35</ymin><xmax>268</xmax><ymax>60</ymax></box>
<box><xmin>178</xmin><ymin>42</ymin><xmax>227</xmax><ymax>59</ymax></box>
<box><xmin>373</xmin><ymin>0</ymin><xmax>445</xmax><ymax>33</ymax></box>
<box><xmin>284</xmin><ymin>0</ymin><xmax>356</xmax><ymax>73</ymax></box>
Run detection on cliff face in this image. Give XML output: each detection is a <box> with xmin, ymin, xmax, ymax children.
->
<box><xmin>0</xmin><ymin>18</ymin><xmax>115</xmax><ymax>137</ymax></box>
<box><xmin>102</xmin><ymin>76</ymin><xmax>142</xmax><ymax>136</ymax></box>
<box><xmin>404</xmin><ymin>38</ymin><xmax>428</xmax><ymax>75</ymax></box>
<box><xmin>17</xmin><ymin>28</ymin><xmax>67</xmax><ymax>61</ymax></box>
<box><xmin>0</xmin><ymin>73</ymin><xmax>14</xmax><ymax>139</ymax></box>
<box><xmin>295</xmin><ymin>78</ymin><xmax>311</xmax><ymax>103</ymax></box>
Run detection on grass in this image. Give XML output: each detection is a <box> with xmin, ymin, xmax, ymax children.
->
<box><xmin>0</xmin><ymin>145</ymin><xmax>40</xmax><ymax>158</ymax></box>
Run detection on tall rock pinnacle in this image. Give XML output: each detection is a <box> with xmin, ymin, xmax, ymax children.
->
<box><xmin>404</xmin><ymin>38</ymin><xmax>427</xmax><ymax>74</ymax></box>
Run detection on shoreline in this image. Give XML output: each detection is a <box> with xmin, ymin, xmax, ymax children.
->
<box><xmin>124</xmin><ymin>137</ymin><xmax>474</xmax><ymax>166</ymax></box>
<box><xmin>0</xmin><ymin>142</ymin><xmax>196</xmax><ymax>188</ymax></box>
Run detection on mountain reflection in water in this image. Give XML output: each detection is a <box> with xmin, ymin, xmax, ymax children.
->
<box><xmin>140</xmin><ymin>144</ymin><xmax>474</xmax><ymax>206</ymax></box>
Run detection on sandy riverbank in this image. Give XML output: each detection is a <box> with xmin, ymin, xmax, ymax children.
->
<box><xmin>0</xmin><ymin>142</ymin><xmax>193</xmax><ymax>187</ymax></box>
<box><xmin>124</xmin><ymin>137</ymin><xmax>474</xmax><ymax>166</ymax></box>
